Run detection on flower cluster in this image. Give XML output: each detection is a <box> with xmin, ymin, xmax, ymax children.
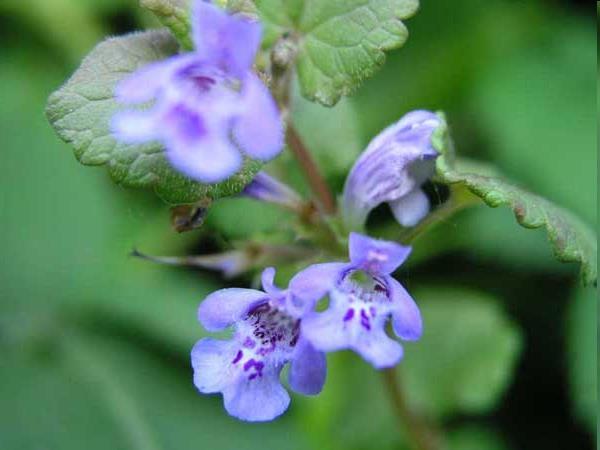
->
<box><xmin>110</xmin><ymin>0</ymin><xmax>442</xmax><ymax>424</ymax></box>
<box><xmin>112</xmin><ymin>1</ymin><xmax>283</xmax><ymax>183</ymax></box>
<box><xmin>192</xmin><ymin>233</ymin><xmax>422</xmax><ymax>421</ymax></box>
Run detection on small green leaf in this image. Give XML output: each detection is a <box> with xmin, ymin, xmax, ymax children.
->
<box><xmin>140</xmin><ymin>0</ymin><xmax>194</xmax><ymax>49</ymax></box>
<box><xmin>46</xmin><ymin>30</ymin><xmax>260</xmax><ymax>205</ymax></box>
<box><xmin>433</xmin><ymin>117</ymin><xmax>598</xmax><ymax>286</ymax></box>
<box><xmin>255</xmin><ymin>0</ymin><xmax>419</xmax><ymax>106</ymax></box>
<box><xmin>403</xmin><ymin>286</ymin><xmax>523</xmax><ymax>418</ymax></box>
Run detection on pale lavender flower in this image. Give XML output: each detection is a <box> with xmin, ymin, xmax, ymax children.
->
<box><xmin>342</xmin><ymin>110</ymin><xmax>441</xmax><ymax>230</ymax></box>
<box><xmin>192</xmin><ymin>268</ymin><xmax>326</xmax><ymax>421</ymax></box>
<box><xmin>242</xmin><ymin>171</ymin><xmax>303</xmax><ymax>211</ymax></box>
<box><xmin>112</xmin><ymin>1</ymin><xmax>283</xmax><ymax>183</ymax></box>
<box><xmin>289</xmin><ymin>233</ymin><xmax>422</xmax><ymax>369</ymax></box>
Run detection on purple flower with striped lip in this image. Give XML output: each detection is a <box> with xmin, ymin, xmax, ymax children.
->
<box><xmin>289</xmin><ymin>233</ymin><xmax>422</xmax><ymax>369</ymax></box>
<box><xmin>112</xmin><ymin>1</ymin><xmax>283</xmax><ymax>183</ymax></box>
<box><xmin>342</xmin><ymin>110</ymin><xmax>441</xmax><ymax>230</ymax></box>
<box><xmin>192</xmin><ymin>268</ymin><xmax>326</xmax><ymax>421</ymax></box>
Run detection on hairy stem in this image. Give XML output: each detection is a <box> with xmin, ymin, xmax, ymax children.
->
<box><xmin>286</xmin><ymin>125</ymin><xmax>337</xmax><ymax>215</ymax></box>
<box><xmin>382</xmin><ymin>369</ymin><xmax>443</xmax><ymax>450</ymax></box>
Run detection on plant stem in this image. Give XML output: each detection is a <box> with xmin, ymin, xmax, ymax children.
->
<box><xmin>393</xmin><ymin>184</ymin><xmax>482</xmax><ymax>244</ymax></box>
<box><xmin>382</xmin><ymin>369</ymin><xmax>443</xmax><ymax>450</ymax></box>
<box><xmin>286</xmin><ymin>125</ymin><xmax>337</xmax><ymax>215</ymax></box>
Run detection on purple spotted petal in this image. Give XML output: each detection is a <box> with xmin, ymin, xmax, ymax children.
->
<box><xmin>222</xmin><ymin>368</ymin><xmax>290</xmax><ymax>422</ymax></box>
<box><xmin>288</xmin><ymin>262</ymin><xmax>348</xmax><ymax>308</ymax></box>
<box><xmin>288</xmin><ymin>339</ymin><xmax>327</xmax><ymax>395</ymax></box>
<box><xmin>348</xmin><ymin>232</ymin><xmax>411</xmax><ymax>275</ymax></box>
<box><xmin>301</xmin><ymin>289</ymin><xmax>403</xmax><ymax>369</ymax></box>
<box><xmin>192</xmin><ymin>1</ymin><xmax>261</xmax><ymax>78</ymax></box>
<box><xmin>389</xmin><ymin>188</ymin><xmax>430</xmax><ymax>227</ymax></box>
<box><xmin>234</xmin><ymin>73</ymin><xmax>284</xmax><ymax>160</ymax></box>
<box><xmin>301</xmin><ymin>307</ymin><xmax>350</xmax><ymax>353</ymax></box>
<box><xmin>191</xmin><ymin>338</ymin><xmax>237</xmax><ymax>393</ymax></box>
<box><xmin>388</xmin><ymin>277</ymin><xmax>423</xmax><ymax>341</ymax></box>
<box><xmin>342</xmin><ymin>110</ymin><xmax>441</xmax><ymax>230</ymax></box>
<box><xmin>198</xmin><ymin>288</ymin><xmax>267</xmax><ymax>331</ymax></box>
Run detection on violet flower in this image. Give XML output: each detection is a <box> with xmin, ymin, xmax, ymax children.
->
<box><xmin>192</xmin><ymin>268</ymin><xmax>326</xmax><ymax>421</ymax></box>
<box><xmin>290</xmin><ymin>233</ymin><xmax>422</xmax><ymax>369</ymax></box>
<box><xmin>112</xmin><ymin>1</ymin><xmax>283</xmax><ymax>183</ymax></box>
<box><xmin>242</xmin><ymin>171</ymin><xmax>304</xmax><ymax>211</ymax></box>
<box><xmin>342</xmin><ymin>110</ymin><xmax>441</xmax><ymax>230</ymax></box>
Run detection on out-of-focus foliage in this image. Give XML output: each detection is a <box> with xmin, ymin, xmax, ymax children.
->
<box><xmin>403</xmin><ymin>287</ymin><xmax>522</xmax><ymax>418</ymax></box>
<box><xmin>566</xmin><ymin>285</ymin><xmax>597</xmax><ymax>431</ymax></box>
<box><xmin>0</xmin><ymin>0</ymin><xmax>595</xmax><ymax>449</ymax></box>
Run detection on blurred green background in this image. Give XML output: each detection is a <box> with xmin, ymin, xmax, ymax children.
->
<box><xmin>0</xmin><ymin>1</ymin><xmax>596</xmax><ymax>449</ymax></box>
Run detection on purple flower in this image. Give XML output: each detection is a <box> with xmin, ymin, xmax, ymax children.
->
<box><xmin>192</xmin><ymin>268</ymin><xmax>326</xmax><ymax>421</ymax></box>
<box><xmin>342</xmin><ymin>110</ymin><xmax>441</xmax><ymax>230</ymax></box>
<box><xmin>242</xmin><ymin>171</ymin><xmax>303</xmax><ymax>211</ymax></box>
<box><xmin>289</xmin><ymin>233</ymin><xmax>422</xmax><ymax>369</ymax></box>
<box><xmin>112</xmin><ymin>1</ymin><xmax>283</xmax><ymax>183</ymax></box>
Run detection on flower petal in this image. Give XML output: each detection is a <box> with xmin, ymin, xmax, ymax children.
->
<box><xmin>165</xmin><ymin>117</ymin><xmax>243</xmax><ymax>183</ymax></box>
<box><xmin>198</xmin><ymin>288</ymin><xmax>267</xmax><ymax>332</ymax></box>
<box><xmin>192</xmin><ymin>1</ymin><xmax>261</xmax><ymax>77</ymax></box>
<box><xmin>341</xmin><ymin>110</ymin><xmax>440</xmax><ymax>231</ymax></box>
<box><xmin>348</xmin><ymin>232</ymin><xmax>411</xmax><ymax>275</ymax></box>
<box><xmin>301</xmin><ymin>299</ymin><xmax>352</xmax><ymax>353</ymax></box>
<box><xmin>222</xmin><ymin>370</ymin><xmax>290</xmax><ymax>422</ymax></box>
<box><xmin>233</xmin><ymin>73</ymin><xmax>283</xmax><ymax>160</ymax></box>
<box><xmin>111</xmin><ymin>109</ymin><xmax>161</xmax><ymax>143</ymax></box>
<box><xmin>288</xmin><ymin>339</ymin><xmax>327</xmax><ymax>395</ymax></box>
<box><xmin>242</xmin><ymin>171</ymin><xmax>302</xmax><ymax>210</ymax></box>
<box><xmin>260</xmin><ymin>266</ymin><xmax>282</xmax><ymax>298</ymax></box>
<box><xmin>352</xmin><ymin>330</ymin><xmax>404</xmax><ymax>369</ymax></box>
<box><xmin>288</xmin><ymin>262</ymin><xmax>348</xmax><ymax>313</ymax></box>
<box><xmin>388</xmin><ymin>188</ymin><xmax>430</xmax><ymax>227</ymax></box>
<box><xmin>191</xmin><ymin>338</ymin><xmax>237</xmax><ymax>394</ymax></box>
<box><xmin>388</xmin><ymin>277</ymin><xmax>423</xmax><ymax>341</ymax></box>
<box><xmin>115</xmin><ymin>55</ymin><xmax>192</xmax><ymax>104</ymax></box>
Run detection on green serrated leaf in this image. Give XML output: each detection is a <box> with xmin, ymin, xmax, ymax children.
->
<box><xmin>46</xmin><ymin>30</ymin><xmax>260</xmax><ymax>205</ymax></box>
<box><xmin>140</xmin><ymin>0</ymin><xmax>193</xmax><ymax>49</ymax></box>
<box><xmin>433</xmin><ymin>117</ymin><xmax>598</xmax><ymax>286</ymax></box>
<box><xmin>256</xmin><ymin>0</ymin><xmax>419</xmax><ymax>106</ymax></box>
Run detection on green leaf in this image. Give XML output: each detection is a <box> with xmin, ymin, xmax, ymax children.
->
<box><xmin>140</xmin><ymin>0</ymin><xmax>194</xmax><ymax>49</ymax></box>
<box><xmin>433</xmin><ymin>117</ymin><xmax>598</xmax><ymax>286</ymax></box>
<box><xmin>566</xmin><ymin>285</ymin><xmax>597</xmax><ymax>433</ymax></box>
<box><xmin>46</xmin><ymin>30</ymin><xmax>260</xmax><ymax>205</ymax></box>
<box><xmin>255</xmin><ymin>0</ymin><xmax>419</xmax><ymax>106</ymax></box>
<box><xmin>402</xmin><ymin>286</ymin><xmax>522</xmax><ymax>418</ymax></box>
